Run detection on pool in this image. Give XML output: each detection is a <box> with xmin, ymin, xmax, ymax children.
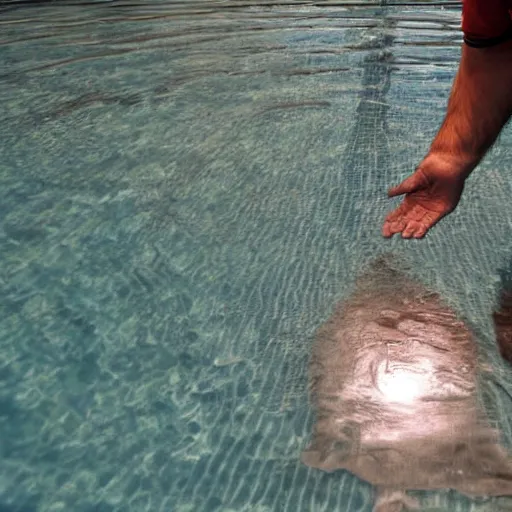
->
<box><xmin>2</xmin><ymin>1</ymin><xmax>512</xmax><ymax>511</ymax></box>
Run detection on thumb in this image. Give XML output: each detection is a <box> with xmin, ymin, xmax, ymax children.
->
<box><xmin>387</xmin><ymin>170</ymin><xmax>428</xmax><ymax>198</ymax></box>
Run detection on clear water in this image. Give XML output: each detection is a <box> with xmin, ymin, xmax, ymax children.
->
<box><xmin>2</xmin><ymin>1</ymin><xmax>512</xmax><ymax>511</ymax></box>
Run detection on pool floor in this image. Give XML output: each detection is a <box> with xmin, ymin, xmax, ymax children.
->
<box><xmin>2</xmin><ymin>1</ymin><xmax>512</xmax><ymax>511</ymax></box>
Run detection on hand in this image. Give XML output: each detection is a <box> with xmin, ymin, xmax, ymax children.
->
<box><xmin>382</xmin><ymin>157</ymin><xmax>467</xmax><ymax>239</ymax></box>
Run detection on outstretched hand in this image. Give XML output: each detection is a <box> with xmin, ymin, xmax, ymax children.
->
<box><xmin>382</xmin><ymin>160</ymin><xmax>466</xmax><ymax>239</ymax></box>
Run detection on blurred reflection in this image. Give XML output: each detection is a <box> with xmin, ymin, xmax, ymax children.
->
<box><xmin>302</xmin><ymin>254</ymin><xmax>512</xmax><ymax>512</ymax></box>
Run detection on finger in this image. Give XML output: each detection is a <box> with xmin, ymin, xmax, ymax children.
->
<box><xmin>412</xmin><ymin>224</ymin><xmax>429</xmax><ymax>239</ymax></box>
<box><xmin>387</xmin><ymin>170</ymin><xmax>427</xmax><ymax>198</ymax></box>
<box><xmin>384</xmin><ymin>201</ymin><xmax>411</xmax><ymax>223</ymax></box>
<box><xmin>422</xmin><ymin>211</ymin><xmax>444</xmax><ymax>232</ymax></box>
<box><xmin>382</xmin><ymin>203</ymin><xmax>411</xmax><ymax>237</ymax></box>
<box><xmin>408</xmin><ymin>204</ymin><xmax>442</xmax><ymax>224</ymax></box>
<box><xmin>382</xmin><ymin>223</ymin><xmax>393</xmax><ymax>238</ymax></box>
<box><xmin>382</xmin><ymin>218</ymin><xmax>406</xmax><ymax>238</ymax></box>
<box><xmin>389</xmin><ymin>218</ymin><xmax>407</xmax><ymax>235</ymax></box>
<box><xmin>402</xmin><ymin>220</ymin><xmax>421</xmax><ymax>239</ymax></box>
<box><xmin>412</xmin><ymin>210</ymin><xmax>444</xmax><ymax>238</ymax></box>
<box><xmin>384</xmin><ymin>209</ymin><xmax>400</xmax><ymax>224</ymax></box>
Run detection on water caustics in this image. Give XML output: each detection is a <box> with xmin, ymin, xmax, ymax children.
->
<box><xmin>2</xmin><ymin>1</ymin><xmax>512</xmax><ymax>512</ymax></box>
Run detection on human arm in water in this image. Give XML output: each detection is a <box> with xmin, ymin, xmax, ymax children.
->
<box><xmin>382</xmin><ymin>39</ymin><xmax>512</xmax><ymax>239</ymax></box>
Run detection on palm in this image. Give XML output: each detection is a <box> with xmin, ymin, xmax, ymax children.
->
<box><xmin>382</xmin><ymin>168</ymin><xmax>464</xmax><ymax>239</ymax></box>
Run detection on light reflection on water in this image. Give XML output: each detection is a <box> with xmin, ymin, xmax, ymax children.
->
<box><xmin>2</xmin><ymin>1</ymin><xmax>512</xmax><ymax>512</ymax></box>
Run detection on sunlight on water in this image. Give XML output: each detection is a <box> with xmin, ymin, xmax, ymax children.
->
<box><xmin>377</xmin><ymin>363</ymin><xmax>430</xmax><ymax>404</ymax></box>
<box><xmin>2</xmin><ymin>1</ymin><xmax>512</xmax><ymax>512</ymax></box>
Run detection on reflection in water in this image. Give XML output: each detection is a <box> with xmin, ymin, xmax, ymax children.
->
<box><xmin>302</xmin><ymin>254</ymin><xmax>512</xmax><ymax>512</ymax></box>
<box><xmin>376</xmin><ymin>357</ymin><xmax>433</xmax><ymax>405</ymax></box>
<box><xmin>4</xmin><ymin>1</ymin><xmax>512</xmax><ymax>512</ymax></box>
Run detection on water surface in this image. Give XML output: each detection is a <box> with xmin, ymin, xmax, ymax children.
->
<box><xmin>2</xmin><ymin>1</ymin><xmax>512</xmax><ymax>511</ymax></box>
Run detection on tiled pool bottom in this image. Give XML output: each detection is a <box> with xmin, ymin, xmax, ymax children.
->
<box><xmin>2</xmin><ymin>1</ymin><xmax>512</xmax><ymax>511</ymax></box>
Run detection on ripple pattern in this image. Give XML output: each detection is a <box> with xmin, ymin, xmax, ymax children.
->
<box><xmin>2</xmin><ymin>1</ymin><xmax>512</xmax><ymax>512</ymax></box>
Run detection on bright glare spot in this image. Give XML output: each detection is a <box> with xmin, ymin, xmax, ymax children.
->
<box><xmin>377</xmin><ymin>365</ymin><xmax>427</xmax><ymax>404</ymax></box>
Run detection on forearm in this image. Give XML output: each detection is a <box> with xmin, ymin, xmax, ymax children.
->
<box><xmin>427</xmin><ymin>39</ymin><xmax>512</xmax><ymax>177</ymax></box>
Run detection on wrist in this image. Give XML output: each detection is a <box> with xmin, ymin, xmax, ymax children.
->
<box><xmin>420</xmin><ymin>150</ymin><xmax>478</xmax><ymax>181</ymax></box>
<box><xmin>427</xmin><ymin>118</ymin><xmax>486</xmax><ymax>178</ymax></box>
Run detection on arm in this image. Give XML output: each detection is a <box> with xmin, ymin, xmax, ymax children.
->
<box><xmin>383</xmin><ymin>14</ymin><xmax>512</xmax><ymax>239</ymax></box>
<box><xmin>425</xmin><ymin>39</ymin><xmax>512</xmax><ymax>177</ymax></box>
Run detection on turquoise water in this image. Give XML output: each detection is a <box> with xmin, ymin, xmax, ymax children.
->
<box><xmin>2</xmin><ymin>1</ymin><xmax>512</xmax><ymax>511</ymax></box>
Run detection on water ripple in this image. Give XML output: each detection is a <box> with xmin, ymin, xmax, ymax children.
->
<box><xmin>6</xmin><ymin>3</ymin><xmax>507</xmax><ymax>512</ymax></box>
